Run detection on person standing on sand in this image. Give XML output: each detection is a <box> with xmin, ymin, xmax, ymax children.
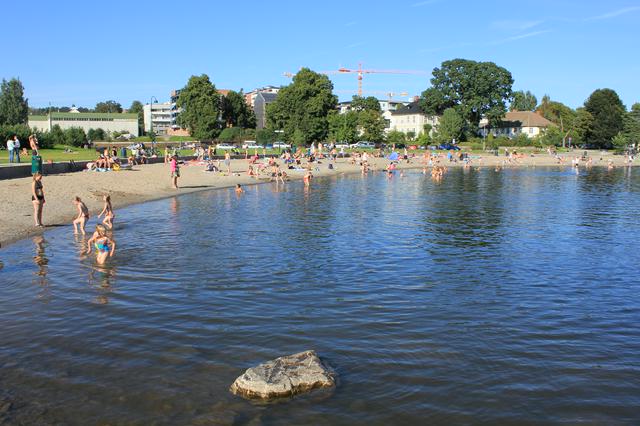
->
<box><xmin>31</xmin><ymin>173</ymin><xmax>45</xmax><ymax>227</ymax></box>
<box><xmin>29</xmin><ymin>135</ymin><xmax>39</xmax><ymax>155</ymax></box>
<box><xmin>12</xmin><ymin>135</ymin><xmax>21</xmax><ymax>163</ymax></box>
<box><xmin>170</xmin><ymin>155</ymin><xmax>180</xmax><ymax>188</ymax></box>
<box><xmin>72</xmin><ymin>196</ymin><xmax>90</xmax><ymax>235</ymax></box>
<box><xmin>6</xmin><ymin>134</ymin><xmax>15</xmax><ymax>163</ymax></box>
<box><xmin>224</xmin><ymin>151</ymin><xmax>231</xmax><ymax>176</ymax></box>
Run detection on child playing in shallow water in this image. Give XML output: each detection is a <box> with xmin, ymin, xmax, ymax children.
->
<box><xmin>98</xmin><ymin>195</ymin><xmax>115</xmax><ymax>229</ymax></box>
<box><xmin>235</xmin><ymin>184</ymin><xmax>244</xmax><ymax>194</ymax></box>
<box><xmin>86</xmin><ymin>224</ymin><xmax>115</xmax><ymax>264</ymax></box>
<box><xmin>72</xmin><ymin>196</ymin><xmax>90</xmax><ymax>235</ymax></box>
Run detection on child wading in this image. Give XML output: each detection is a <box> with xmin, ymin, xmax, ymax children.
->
<box><xmin>98</xmin><ymin>195</ymin><xmax>115</xmax><ymax>229</ymax></box>
<box><xmin>72</xmin><ymin>196</ymin><xmax>90</xmax><ymax>235</ymax></box>
<box><xmin>86</xmin><ymin>224</ymin><xmax>116</xmax><ymax>264</ymax></box>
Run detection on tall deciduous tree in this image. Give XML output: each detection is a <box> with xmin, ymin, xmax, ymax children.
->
<box><xmin>510</xmin><ymin>90</ymin><xmax>537</xmax><ymax>111</ymax></box>
<box><xmin>358</xmin><ymin>109</ymin><xmax>386</xmax><ymax>143</ymax></box>
<box><xmin>584</xmin><ymin>88</ymin><xmax>626</xmax><ymax>149</ymax></box>
<box><xmin>176</xmin><ymin>74</ymin><xmax>222</xmax><ymax>140</ymax></box>
<box><xmin>129</xmin><ymin>100</ymin><xmax>144</xmax><ymax>134</ymax></box>
<box><xmin>94</xmin><ymin>100</ymin><xmax>122</xmax><ymax>113</ymax></box>
<box><xmin>622</xmin><ymin>103</ymin><xmax>640</xmax><ymax>146</ymax></box>
<box><xmin>328</xmin><ymin>110</ymin><xmax>359</xmax><ymax>143</ymax></box>
<box><xmin>221</xmin><ymin>90</ymin><xmax>256</xmax><ymax>128</ymax></box>
<box><xmin>434</xmin><ymin>108</ymin><xmax>465</xmax><ymax>143</ymax></box>
<box><xmin>350</xmin><ymin>95</ymin><xmax>381</xmax><ymax>112</ymax></box>
<box><xmin>0</xmin><ymin>78</ymin><xmax>29</xmax><ymax>125</ymax></box>
<box><xmin>419</xmin><ymin>58</ymin><xmax>513</xmax><ymax>128</ymax></box>
<box><xmin>266</xmin><ymin>68</ymin><xmax>337</xmax><ymax>145</ymax></box>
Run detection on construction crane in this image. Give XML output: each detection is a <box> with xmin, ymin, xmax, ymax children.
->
<box><xmin>283</xmin><ymin>63</ymin><xmax>426</xmax><ymax>97</ymax></box>
<box><xmin>334</xmin><ymin>90</ymin><xmax>409</xmax><ymax>101</ymax></box>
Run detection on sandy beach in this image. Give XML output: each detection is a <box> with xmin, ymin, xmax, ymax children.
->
<box><xmin>0</xmin><ymin>150</ymin><xmax>634</xmax><ymax>247</ymax></box>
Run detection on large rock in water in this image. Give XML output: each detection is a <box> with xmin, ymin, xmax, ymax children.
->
<box><xmin>230</xmin><ymin>350</ymin><xmax>336</xmax><ymax>399</ymax></box>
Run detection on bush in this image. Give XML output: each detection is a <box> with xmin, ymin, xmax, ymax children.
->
<box><xmin>64</xmin><ymin>127</ymin><xmax>87</xmax><ymax>147</ymax></box>
<box><xmin>218</xmin><ymin>127</ymin><xmax>243</xmax><ymax>143</ymax></box>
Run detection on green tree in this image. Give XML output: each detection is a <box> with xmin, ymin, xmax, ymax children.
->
<box><xmin>218</xmin><ymin>127</ymin><xmax>243</xmax><ymax>143</ymax></box>
<box><xmin>584</xmin><ymin>88</ymin><xmax>626</xmax><ymax>149</ymax></box>
<box><xmin>49</xmin><ymin>124</ymin><xmax>65</xmax><ymax>145</ymax></box>
<box><xmin>0</xmin><ymin>78</ymin><xmax>29</xmax><ymax>125</ymax></box>
<box><xmin>94</xmin><ymin>100</ymin><xmax>122</xmax><ymax>113</ymax></box>
<box><xmin>571</xmin><ymin>108</ymin><xmax>594</xmax><ymax>145</ymax></box>
<box><xmin>328</xmin><ymin>110</ymin><xmax>358</xmax><ymax>143</ymax></box>
<box><xmin>358</xmin><ymin>109</ymin><xmax>386</xmax><ymax>143</ymax></box>
<box><xmin>176</xmin><ymin>74</ymin><xmax>222</xmax><ymax>140</ymax></box>
<box><xmin>129</xmin><ymin>100</ymin><xmax>144</xmax><ymax>134</ymax></box>
<box><xmin>350</xmin><ymin>95</ymin><xmax>381</xmax><ymax>112</ymax></box>
<box><xmin>221</xmin><ymin>90</ymin><xmax>256</xmax><ymax>128</ymax></box>
<box><xmin>434</xmin><ymin>108</ymin><xmax>465</xmax><ymax>143</ymax></box>
<box><xmin>266</xmin><ymin>68</ymin><xmax>337</xmax><ymax>145</ymax></box>
<box><xmin>510</xmin><ymin>90</ymin><xmax>537</xmax><ymax>111</ymax></box>
<box><xmin>420</xmin><ymin>58</ymin><xmax>513</xmax><ymax>128</ymax></box>
<box><xmin>622</xmin><ymin>103</ymin><xmax>640</xmax><ymax>147</ymax></box>
<box><xmin>386</xmin><ymin>130</ymin><xmax>407</xmax><ymax>146</ymax></box>
<box><xmin>64</xmin><ymin>127</ymin><xmax>87</xmax><ymax>147</ymax></box>
<box><xmin>256</xmin><ymin>128</ymin><xmax>276</xmax><ymax>146</ymax></box>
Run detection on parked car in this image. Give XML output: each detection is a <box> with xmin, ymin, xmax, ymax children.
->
<box><xmin>273</xmin><ymin>141</ymin><xmax>291</xmax><ymax>149</ymax></box>
<box><xmin>216</xmin><ymin>143</ymin><xmax>236</xmax><ymax>150</ymax></box>
<box><xmin>350</xmin><ymin>141</ymin><xmax>376</xmax><ymax>149</ymax></box>
<box><xmin>438</xmin><ymin>143</ymin><xmax>460</xmax><ymax>151</ymax></box>
<box><xmin>242</xmin><ymin>140</ymin><xmax>261</xmax><ymax>149</ymax></box>
<box><xmin>335</xmin><ymin>141</ymin><xmax>350</xmax><ymax>149</ymax></box>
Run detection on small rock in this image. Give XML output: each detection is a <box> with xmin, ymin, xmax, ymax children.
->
<box><xmin>230</xmin><ymin>350</ymin><xmax>336</xmax><ymax>400</ymax></box>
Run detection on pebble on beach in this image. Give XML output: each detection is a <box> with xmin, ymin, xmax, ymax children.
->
<box><xmin>229</xmin><ymin>350</ymin><xmax>336</xmax><ymax>400</ymax></box>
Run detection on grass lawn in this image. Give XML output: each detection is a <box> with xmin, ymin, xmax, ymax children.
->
<box><xmin>0</xmin><ymin>146</ymin><xmax>197</xmax><ymax>164</ymax></box>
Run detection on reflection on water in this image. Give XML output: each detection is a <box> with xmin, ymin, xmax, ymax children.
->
<box><xmin>0</xmin><ymin>167</ymin><xmax>639</xmax><ymax>425</ymax></box>
<box><xmin>32</xmin><ymin>236</ymin><xmax>49</xmax><ymax>299</ymax></box>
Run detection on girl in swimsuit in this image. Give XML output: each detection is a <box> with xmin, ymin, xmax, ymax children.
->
<box><xmin>86</xmin><ymin>224</ymin><xmax>115</xmax><ymax>264</ymax></box>
<box><xmin>31</xmin><ymin>173</ymin><xmax>45</xmax><ymax>227</ymax></box>
<box><xmin>98</xmin><ymin>195</ymin><xmax>115</xmax><ymax>229</ymax></box>
<box><xmin>72</xmin><ymin>196</ymin><xmax>90</xmax><ymax>235</ymax></box>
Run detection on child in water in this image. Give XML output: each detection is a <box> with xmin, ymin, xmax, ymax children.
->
<box><xmin>86</xmin><ymin>224</ymin><xmax>115</xmax><ymax>264</ymax></box>
<box><xmin>235</xmin><ymin>184</ymin><xmax>244</xmax><ymax>194</ymax></box>
<box><xmin>72</xmin><ymin>196</ymin><xmax>90</xmax><ymax>235</ymax></box>
<box><xmin>98</xmin><ymin>195</ymin><xmax>115</xmax><ymax>229</ymax></box>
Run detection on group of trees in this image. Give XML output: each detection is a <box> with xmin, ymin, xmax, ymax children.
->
<box><xmin>328</xmin><ymin>95</ymin><xmax>386</xmax><ymax>144</ymax></box>
<box><xmin>175</xmin><ymin>74</ymin><xmax>255</xmax><ymax>140</ymax></box>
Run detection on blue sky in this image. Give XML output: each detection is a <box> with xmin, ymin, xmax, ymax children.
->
<box><xmin>6</xmin><ymin>0</ymin><xmax>639</xmax><ymax>109</ymax></box>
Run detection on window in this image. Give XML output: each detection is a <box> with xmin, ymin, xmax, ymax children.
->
<box><xmin>529</xmin><ymin>127</ymin><xmax>534</xmax><ymax>134</ymax></box>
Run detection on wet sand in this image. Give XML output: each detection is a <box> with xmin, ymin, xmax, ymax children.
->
<box><xmin>0</xmin><ymin>151</ymin><xmax>633</xmax><ymax>247</ymax></box>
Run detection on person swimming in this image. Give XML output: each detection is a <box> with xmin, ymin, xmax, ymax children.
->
<box><xmin>86</xmin><ymin>224</ymin><xmax>115</xmax><ymax>264</ymax></box>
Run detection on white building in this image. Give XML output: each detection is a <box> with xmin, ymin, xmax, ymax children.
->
<box><xmin>28</xmin><ymin>112</ymin><xmax>139</xmax><ymax>136</ymax></box>
<box><xmin>143</xmin><ymin>102</ymin><xmax>179</xmax><ymax>135</ymax></box>
<box><xmin>388</xmin><ymin>102</ymin><xmax>438</xmax><ymax>137</ymax></box>
<box><xmin>480</xmin><ymin>111</ymin><xmax>554</xmax><ymax>138</ymax></box>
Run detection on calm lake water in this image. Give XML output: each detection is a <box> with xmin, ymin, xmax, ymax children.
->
<box><xmin>1</xmin><ymin>167</ymin><xmax>640</xmax><ymax>425</ymax></box>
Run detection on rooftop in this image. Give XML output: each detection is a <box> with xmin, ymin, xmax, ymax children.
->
<box><xmin>28</xmin><ymin>112</ymin><xmax>138</xmax><ymax>121</ymax></box>
<box><xmin>500</xmin><ymin>111</ymin><xmax>555</xmax><ymax>128</ymax></box>
<box><xmin>391</xmin><ymin>102</ymin><xmax>424</xmax><ymax>116</ymax></box>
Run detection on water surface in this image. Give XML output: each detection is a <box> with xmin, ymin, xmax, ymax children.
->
<box><xmin>1</xmin><ymin>167</ymin><xmax>639</xmax><ymax>425</ymax></box>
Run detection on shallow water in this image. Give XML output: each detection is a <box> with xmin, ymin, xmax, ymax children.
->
<box><xmin>1</xmin><ymin>167</ymin><xmax>639</xmax><ymax>425</ymax></box>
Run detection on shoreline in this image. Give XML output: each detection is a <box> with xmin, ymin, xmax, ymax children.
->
<box><xmin>0</xmin><ymin>152</ymin><xmax>636</xmax><ymax>248</ymax></box>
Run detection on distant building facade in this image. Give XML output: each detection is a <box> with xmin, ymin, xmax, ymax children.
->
<box><xmin>143</xmin><ymin>102</ymin><xmax>179</xmax><ymax>135</ymax></box>
<box><xmin>254</xmin><ymin>92</ymin><xmax>278</xmax><ymax>129</ymax></box>
<box><xmin>245</xmin><ymin>86</ymin><xmax>280</xmax><ymax>108</ymax></box>
<box><xmin>480</xmin><ymin>111</ymin><xmax>554</xmax><ymax>138</ymax></box>
<box><xmin>389</xmin><ymin>102</ymin><xmax>438</xmax><ymax>137</ymax></box>
<box><xmin>28</xmin><ymin>112</ymin><xmax>139</xmax><ymax>136</ymax></box>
